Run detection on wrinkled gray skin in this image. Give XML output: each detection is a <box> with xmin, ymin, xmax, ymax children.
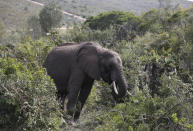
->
<box><xmin>44</xmin><ymin>42</ymin><xmax>128</xmax><ymax>120</ymax></box>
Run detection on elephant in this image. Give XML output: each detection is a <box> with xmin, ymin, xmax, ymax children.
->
<box><xmin>44</xmin><ymin>42</ymin><xmax>128</xmax><ymax>120</ymax></box>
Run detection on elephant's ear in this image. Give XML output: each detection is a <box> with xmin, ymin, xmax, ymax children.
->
<box><xmin>77</xmin><ymin>45</ymin><xmax>100</xmax><ymax>80</ymax></box>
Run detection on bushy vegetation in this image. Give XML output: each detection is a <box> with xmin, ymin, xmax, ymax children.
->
<box><xmin>85</xmin><ymin>11</ymin><xmax>137</xmax><ymax>30</ymax></box>
<box><xmin>60</xmin><ymin>7</ymin><xmax>193</xmax><ymax>130</ymax></box>
<box><xmin>39</xmin><ymin>2</ymin><xmax>63</xmax><ymax>33</ymax></box>
<box><xmin>0</xmin><ymin>38</ymin><xmax>62</xmax><ymax>130</ymax></box>
<box><xmin>27</xmin><ymin>2</ymin><xmax>63</xmax><ymax>40</ymax></box>
<box><xmin>1</xmin><ymin>0</ymin><xmax>192</xmax><ymax>33</ymax></box>
<box><xmin>1</xmin><ymin>5</ymin><xmax>193</xmax><ymax>131</ymax></box>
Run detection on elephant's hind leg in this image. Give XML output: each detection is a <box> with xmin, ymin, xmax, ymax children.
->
<box><xmin>73</xmin><ymin>77</ymin><xmax>94</xmax><ymax>121</ymax></box>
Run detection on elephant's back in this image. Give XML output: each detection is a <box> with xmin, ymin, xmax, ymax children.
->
<box><xmin>45</xmin><ymin>46</ymin><xmax>75</xmax><ymax>66</ymax></box>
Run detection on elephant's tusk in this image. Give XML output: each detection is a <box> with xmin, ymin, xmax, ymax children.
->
<box><xmin>112</xmin><ymin>81</ymin><xmax>119</xmax><ymax>95</ymax></box>
<box><xmin>127</xmin><ymin>90</ymin><xmax>132</xmax><ymax>96</ymax></box>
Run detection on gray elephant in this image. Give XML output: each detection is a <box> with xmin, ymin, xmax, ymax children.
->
<box><xmin>44</xmin><ymin>42</ymin><xmax>128</xmax><ymax>120</ymax></box>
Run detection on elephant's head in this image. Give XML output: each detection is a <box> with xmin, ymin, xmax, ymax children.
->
<box><xmin>77</xmin><ymin>42</ymin><xmax>128</xmax><ymax>98</ymax></box>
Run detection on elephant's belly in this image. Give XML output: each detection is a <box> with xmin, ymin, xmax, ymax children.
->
<box><xmin>53</xmin><ymin>74</ymin><xmax>69</xmax><ymax>91</ymax></box>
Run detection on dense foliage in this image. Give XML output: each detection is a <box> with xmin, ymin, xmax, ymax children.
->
<box><xmin>85</xmin><ymin>11</ymin><xmax>138</xmax><ymax>30</ymax></box>
<box><xmin>61</xmin><ymin>7</ymin><xmax>193</xmax><ymax>130</ymax></box>
<box><xmin>1</xmin><ymin>6</ymin><xmax>193</xmax><ymax>131</ymax></box>
<box><xmin>0</xmin><ymin>38</ymin><xmax>62</xmax><ymax>130</ymax></box>
<box><xmin>39</xmin><ymin>2</ymin><xmax>63</xmax><ymax>33</ymax></box>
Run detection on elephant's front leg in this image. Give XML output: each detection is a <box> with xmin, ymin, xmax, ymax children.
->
<box><xmin>56</xmin><ymin>89</ymin><xmax>67</xmax><ymax>110</ymax></box>
<box><xmin>73</xmin><ymin>77</ymin><xmax>94</xmax><ymax>120</ymax></box>
<box><xmin>67</xmin><ymin>70</ymin><xmax>85</xmax><ymax>116</ymax></box>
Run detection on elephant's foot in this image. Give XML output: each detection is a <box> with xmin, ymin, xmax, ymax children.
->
<box><xmin>73</xmin><ymin>111</ymin><xmax>80</xmax><ymax>121</ymax></box>
<box><xmin>67</xmin><ymin>105</ymin><xmax>76</xmax><ymax>116</ymax></box>
<box><xmin>67</xmin><ymin>120</ymin><xmax>76</xmax><ymax>126</ymax></box>
<box><xmin>62</xmin><ymin>113</ymin><xmax>77</xmax><ymax>126</ymax></box>
<box><xmin>66</xmin><ymin>119</ymin><xmax>80</xmax><ymax>126</ymax></box>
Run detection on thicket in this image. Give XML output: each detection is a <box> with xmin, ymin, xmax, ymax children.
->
<box><xmin>0</xmin><ymin>38</ymin><xmax>62</xmax><ymax>130</ymax></box>
<box><xmin>1</xmin><ymin>6</ymin><xmax>193</xmax><ymax>131</ymax></box>
<box><xmin>61</xmin><ymin>7</ymin><xmax>193</xmax><ymax>130</ymax></box>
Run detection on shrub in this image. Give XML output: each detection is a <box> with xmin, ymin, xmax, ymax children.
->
<box><xmin>85</xmin><ymin>11</ymin><xmax>137</xmax><ymax>30</ymax></box>
<box><xmin>95</xmin><ymin>88</ymin><xmax>192</xmax><ymax>131</ymax></box>
<box><xmin>39</xmin><ymin>2</ymin><xmax>63</xmax><ymax>33</ymax></box>
<box><xmin>15</xmin><ymin>37</ymin><xmax>54</xmax><ymax>67</ymax></box>
<box><xmin>61</xmin><ymin>8</ymin><xmax>193</xmax><ymax>129</ymax></box>
<box><xmin>63</xmin><ymin>25</ymin><xmax>117</xmax><ymax>45</ymax></box>
<box><xmin>0</xmin><ymin>58</ymin><xmax>61</xmax><ymax>130</ymax></box>
<box><xmin>0</xmin><ymin>38</ymin><xmax>61</xmax><ymax>130</ymax></box>
<box><xmin>2</xmin><ymin>7</ymin><xmax>193</xmax><ymax>131</ymax></box>
<box><xmin>93</xmin><ymin>38</ymin><xmax>193</xmax><ymax>130</ymax></box>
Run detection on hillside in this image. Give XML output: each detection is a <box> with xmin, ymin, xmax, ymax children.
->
<box><xmin>0</xmin><ymin>0</ymin><xmax>79</xmax><ymax>31</ymax></box>
<box><xmin>32</xmin><ymin>0</ymin><xmax>193</xmax><ymax>16</ymax></box>
<box><xmin>0</xmin><ymin>0</ymin><xmax>41</xmax><ymax>30</ymax></box>
<box><xmin>1</xmin><ymin>0</ymin><xmax>193</xmax><ymax>31</ymax></box>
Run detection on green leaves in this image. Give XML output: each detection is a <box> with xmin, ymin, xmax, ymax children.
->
<box><xmin>1</xmin><ymin>6</ymin><xmax>193</xmax><ymax>131</ymax></box>
<box><xmin>85</xmin><ymin>11</ymin><xmax>137</xmax><ymax>30</ymax></box>
<box><xmin>39</xmin><ymin>2</ymin><xmax>63</xmax><ymax>33</ymax></box>
<box><xmin>0</xmin><ymin>39</ymin><xmax>61</xmax><ymax>131</ymax></box>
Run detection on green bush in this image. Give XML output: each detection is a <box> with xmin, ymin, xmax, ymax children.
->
<box><xmin>95</xmin><ymin>89</ymin><xmax>192</xmax><ymax>131</ymax></box>
<box><xmin>0</xmin><ymin>38</ymin><xmax>61</xmax><ymax>130</ymax></box>
<box><xmin>93</xmin><ymin>38</ymin><xmax>193</xmax><ymax>130</ymax></box>
<box><xmin>2</xmin><ymin>7</ymin><xmax>193</xmax><ymax>131</ymax></box>
<box><xmin>0</xmin><ymin>58</ymin><xmax>61</xmax><ymax>130</ymax></box>
<box><xmin>63</xmin><ymin>25</ymin><xmax>117</xmax><ymax>45</ymax></box>
<box><xmin>60</xmin><ymin>8</ymin><xmax>193</xmax><ymax>130</ymax></box>
<box><xmin>85</xmin><ymin>11</ymin><xmax>137</xmax><ymax>30</ymax></box>
<box><xmin>139</xmin><ymin>9</ymin><xmax>170</xmax><ymax>34</ymax></box>
<box><xmin>39</xmin><ymin>2</ymin><xmax>63</xmax><ymax>33</ymax></box>
<box><xmin>15</xmin><ymin>37</ymin><xmax>54</xmax><ymax>67</ymax></box>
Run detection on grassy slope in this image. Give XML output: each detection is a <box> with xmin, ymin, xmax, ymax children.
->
<box><xmin>33</xmin><ymin>0</ymin><xmax>193</xmax><ymax>16</ymax></box>
<box><xmin>0</xmin><ymin>0</ymin><xmax>79</xmax><ymax>31</ymax></box>
<box><xmin>0</xmin><ymin>0</ymin><xmax>192</xmax><ymax>31</ymax></box>
<box><xmin>0</xmin><ymin>0</ymin><xmax>41</xmax><ymax>30</ymax></box>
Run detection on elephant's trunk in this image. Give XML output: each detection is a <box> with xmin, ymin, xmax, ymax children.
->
<box><xmin>112</xmin><ymin>71</ymin><xmax>128</xmax><ymax>98</ymax></box>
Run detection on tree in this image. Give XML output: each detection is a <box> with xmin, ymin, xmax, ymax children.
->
<box><xmin>85</xmin><ymin>11</ymin><xmax>137</xmax><ymax>30</ymax></box>
<box><xmin>39</xmin><ymin>2</ymin><xmax>63</xmax><ymax>33</ymax></box>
